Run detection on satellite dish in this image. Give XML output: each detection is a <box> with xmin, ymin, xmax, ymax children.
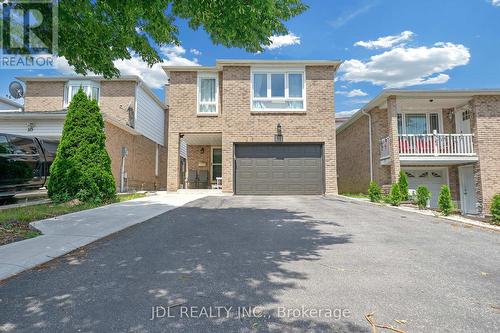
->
<box><xmin>9</xmin><ymin>81</ymin><xmax>24</xmax><ymax>99</ymax></box>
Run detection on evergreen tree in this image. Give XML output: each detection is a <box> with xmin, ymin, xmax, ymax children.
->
<box><xmin>438</xmin><ymin>185</ymin><xmax>454</xmax><ymax>216</ymax></box>
<box><xmin>48</xmin><ymin>90</ymin><xmax>116</xmax><ymax>203</ymax></box>
<box><xmin>398</xmin><ymin>171</ymin><xmax>409</xmax><ymax>201</ymax></box>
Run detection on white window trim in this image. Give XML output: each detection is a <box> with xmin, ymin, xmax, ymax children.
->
<box><xmin>64</xmin><ymin>80</ymin><xmax>101</xmax><ymax>107</ymax></box>
<box><xmin>210</xmin><ymin>146</ymin><xmax>222</xmax><ymax>183</ymax></box>
<box><xmin>197</xmin><ymin>72</ymin><xmax>219</xmax><ymax>115</ymax></box>
<box><xmin>250</xmin><ymin>67</ymin><xmax>306</xmax><ymax>112</ymax></box>
<box><xmin>397</xmin><ymin>110</ymin><xmax>444</xmax><ymax>134</ymax></box>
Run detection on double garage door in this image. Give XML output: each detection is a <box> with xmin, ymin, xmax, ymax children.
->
<box><xmin>234</xmin><ymin>144</ymin><xmax>324</xmax><ymax>195</ymax></box>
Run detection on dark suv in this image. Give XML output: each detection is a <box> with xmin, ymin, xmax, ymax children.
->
<box><xmin>0</xmin><ymin>133</ymin><xmax>58</xmax><ymax>197</ymax></box>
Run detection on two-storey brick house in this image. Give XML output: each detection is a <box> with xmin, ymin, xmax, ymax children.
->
<box><xmin>0</xmin><ymin>76</ymin><xmax>168</xmax><ymax>192</ymax></box>
<box><xmin>337</xmin><ymin>90</ymin><xmax>500</xmax><ymax>216</ymax></box>
<box><xmin>164</xmin><ymin>60</ymin><xmax>341</xmax><ymax>195</ymax></box>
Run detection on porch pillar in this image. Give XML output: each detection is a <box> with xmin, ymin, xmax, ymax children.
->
<box><xmin>221</xmin><ymin>135</ymin><xmax>233</xmax><ymax>193</ymax></box>
<box><xmin>387</xmin><ymin>96</ymin><xmax>401</xmax><ymax>183</ymax></box>
<box><xmin>167</xmin><ymin>132</ymin><xmax>179</xmax><ymax>191</ymax></box>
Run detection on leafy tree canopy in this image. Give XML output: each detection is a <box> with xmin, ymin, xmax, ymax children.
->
<box><xmin>6</xmin><ymin>0</ymin><xmax>308</xmax><ymax>77</ymax></box>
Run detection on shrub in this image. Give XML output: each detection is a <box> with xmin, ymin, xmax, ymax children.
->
<box><xmin>368</xmin><ymin>181</ymin><xmax>382</xmax><ymax>202</ymax></box>
<box><xmin>398</xmin><ymin>171</ymin><xmax>409</xmax><ymax>201</ymax></box>
<box><xmin>415</xmin><ymin>186</ymin><xmax>431</xmax><ymax>209</ymax></box>
<box><xmin>491</xmin><ymin>194</ymin><xmax>500</xmax><ymax>222</ymax></box>
<box><xmin>388</xmin><ymin>183</ymin><xmax>401</xmax><ymax>206</ymax></box>
<box><xmin>438</xmin><ymin>185</ymin><xmax>454</xmax><ymax>216</ymax></box>
<box><xmin>48</xmin><ymin>90</ymin><xmax>116</xmax><ymax>204</ymax></box>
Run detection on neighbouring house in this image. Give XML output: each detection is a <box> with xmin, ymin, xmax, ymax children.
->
<box><xmin>164</xmin><ymin>59</ymin><xmax>341</xmax><ymax>194</ymax></box>
<box><xmin>0</xmin><ymin>76</ymin><xmax>168</xmax><ymax>192</ymax></box>
<box><xmin>0</xmin><ymin>97</ymin><xmax>23</xmax><ymax>112</ymax></box>
<box><xmin>336</xmin><ymin>90</ymin><xmax>500</xmax><ymax>216</ymax></box>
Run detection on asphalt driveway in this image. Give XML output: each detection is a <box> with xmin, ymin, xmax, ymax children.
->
<box><xmin>0</xmin><ymin>196</ymin><xmax>499</xmax><ymax>332</ymax></box>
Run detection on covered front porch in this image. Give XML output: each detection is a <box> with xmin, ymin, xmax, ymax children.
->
<box><xmin>380</xmin><ymin>94</ymin><xmax>478</xmax><ymax>165</ymax></box>
<box><xmin>178</xmin><ymin>133</ymin><xmax>222</xmax><ymax>190</ymax></box>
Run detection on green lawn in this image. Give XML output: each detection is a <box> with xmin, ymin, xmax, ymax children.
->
<box><xmin>0</xmin><ymin>192</ymin><xmax>146</xmax><ymax>246</ymax></box>
<box><xmin>341</xmin><ymin>193</ymin><xmax>369</xmax><ymax>199</ymax></box>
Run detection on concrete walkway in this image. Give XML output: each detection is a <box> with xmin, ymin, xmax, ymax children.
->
<box><xmin>0</xmin><ymin>192</ymin><xmax>225</xmax><ymax>281</ymax></box>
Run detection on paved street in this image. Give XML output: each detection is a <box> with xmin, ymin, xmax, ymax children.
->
<box><xmin>0</xmin><ymin>196</ymin><xmax>499</xmax><ymax>332</ymax></box>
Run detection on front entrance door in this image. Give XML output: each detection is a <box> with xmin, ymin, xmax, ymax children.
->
<box><xmin>459</xmin><ymin>165</ymin><xmax>478</xmax><ymax>215</ymax></box>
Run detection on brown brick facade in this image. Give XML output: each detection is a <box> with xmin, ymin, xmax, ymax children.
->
<box><xmin>336</xmin><ymin>114</ymin><xmax>370</xmax><ymax>193</ymax></box>
<box><xmin>167</xmin><ymin>65</ymin><xmax>338</xmax><ymax>194</ymax></box>
<box><xmin>337</xmin><ymin>93</ymin><xmax>500</xmax><ymax>216</ymax></box>
<box><xmin>105</xmin><ymin>122</ymin><xmax>167</xmax><ymax>191</ymax></box>
<box><xmin>24</xmin><ymin>81</ymin><xmax>65</xmax><ymax>111</ymax></box>
<box><xmin>22</xmin><ymin>78</ymin><xmax>167</xmax><ymax>192</ymax></box>
<box><xmin>471</xmin><ymin>96</ymin><xmax>500</xmax><ymax>213</ymax></box>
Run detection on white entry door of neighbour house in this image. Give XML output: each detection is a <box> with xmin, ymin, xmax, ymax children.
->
<box><xmin>458</xmin><ymin>165</ymin><xmax>478</xmax><ymax>215</ymax></box>
<box><xmin>455</xmin><ymin>107</ymin><xmax>472</xmax><ymax>134</ymax></box>
<box><xmin>404</xmin><ymin>168</ymin><xmax>448</xmax><ymax>208</ymax></box>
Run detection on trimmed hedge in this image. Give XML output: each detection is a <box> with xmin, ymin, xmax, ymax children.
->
<box><xmin>415</xmin><ymin>186</ymin><xmax>431</xmax><ymax>209</ymax></box>
<box><xmin>438</xmin><ymin>185</ymin><xmax>454</xmax><ymax>216</ymax></box>
<box><xmin>368</xmin><ymin>181</ymin><xmax>382</xmax><ymax>202</ymax></box>
<box><xmin>388</xmin><ymin>183</ymin><xmax>401</xmax><ymax>206</ymax></box>
<box><xmin>398</xmin><ymin>171</ymin><xmax>409</xmax><ymax>201</ymax></box>
<box><xmin>48</xmin><ymin>90</ymin><xmax>116</xmax><ymax>203</ymax></box>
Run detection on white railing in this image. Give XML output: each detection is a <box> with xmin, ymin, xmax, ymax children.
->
<box><xmin>399</xmin><ymin>132</ymin><xmax>475</xmax><ymax>156</ymax></box>
<box><xmin>380</xmin><ymin>136</ymin><xmax>391</xmax><ymax>159</ymax></box>
<box><xmin>380</xmin><ymin>133</ymin><xmax>475</xmax><ymax>158</ymax></box>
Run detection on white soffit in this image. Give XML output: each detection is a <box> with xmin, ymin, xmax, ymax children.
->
<box><xmin>397</xmin><ymin>97</ymin><xmax>471</xmax><ymax>110</ymax></box>
<box><xmin>182</xmin><ymin>133</ymin><xmax>222</xmax><ymax>146</ymax></box>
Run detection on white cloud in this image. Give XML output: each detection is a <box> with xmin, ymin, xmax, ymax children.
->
<box><xmin>51</xmin><ymin>45</ymin><xmax>199</xmax><ymax>89</ymax></box>
<box><xmin>339</xmin><ymin>42</ymin><xmax>470</xmax><ymax>88</ymax></box>
<box><xmin>337</xmin><ymin>109</ymin><xmax>359</xmax><ymax>118</ymax></box>
<box><xmin>491</xmin><ymin>0</ymin><xmax>500</xmax><ymax>6</ymax></box>
<box><xmin>190</xmin><ymin>48</ymin><xmax>202</xmax><ymax>56</ymax></box>
<box><xmin>336</xmin><ymin>89</ymin><xmax>368</xmax><ymax>97</ymax></box>
<box><xmin>264</xmin><ymin>33</ymin><xmax>300</xmax><ymax>50</ymax></box>
<box><xmin>355</xmin><ymin>31</ymin><xmax>414</xmax><ymax>49</ymax></box>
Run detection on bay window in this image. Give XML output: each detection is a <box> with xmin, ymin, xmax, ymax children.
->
<box><xmin>64</xmin><ymin>80</ymin><xmax>100</xmax><ymax>106</ymax></box>
<box><xmin>197</xmin><ymin>73</ymin><xmax>218</xmax><ymax>114</ymax></box>
<box><xmin>251</xmin><ymin>69</ymin><xmax>305</xmax><ymax>111</ymax></box>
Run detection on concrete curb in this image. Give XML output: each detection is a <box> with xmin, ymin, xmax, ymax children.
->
<box><xmin>337</xmin><ymin>195</ymin><xmax>500</xmax><ymax>232</ymax></box>
<box><xmin>0</xmin><ymin>192</ymin><xmax>219</xmax><ymax>281</ymax></box>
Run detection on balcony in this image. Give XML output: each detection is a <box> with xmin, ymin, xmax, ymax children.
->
<box><xmin>380</xmin><ymin>132</ymin><xmax>478</xmax><ymax>165</ymax></box>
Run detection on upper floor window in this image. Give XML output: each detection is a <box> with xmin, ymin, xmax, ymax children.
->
<box><xmin>197</xmin><ymin>73</ymin><xmax>218</xmax><ymax>114</ymax></box>
<box><xmin>397</xmin><ymin>112</ymin><xmax>441</xmax><ymax>134</ymax></box>
<box><xmin>251</xmin><ymin>69</ymin><xmax>305</xmax><ymax>111</ymax></box>
<box><xmin>64</xmin><ymin>80</ymin><xmax>100</xmax><ymax>107</ymax></box>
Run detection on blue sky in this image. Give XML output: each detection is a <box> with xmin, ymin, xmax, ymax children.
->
<box><xmin>1</xmin><ymin>0</ymin><xmax>499</xmax><ymax>117</ymax></box>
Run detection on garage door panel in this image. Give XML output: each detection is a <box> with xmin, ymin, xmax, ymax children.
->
<box><xmin>235</xmin><ymin>144</ymin><xmax>324</xmax><ymax>195</ymax></box>
<box><xmin>405</xmin><ymin>168</ymin><xmax>447</xmax><ymax>208</ymax></box>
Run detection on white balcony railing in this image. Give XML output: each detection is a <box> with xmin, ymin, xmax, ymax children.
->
<box><xmin>380</xmin><ymin>132</ymin><xmax>475</xmax><ymax>159</ymax></box>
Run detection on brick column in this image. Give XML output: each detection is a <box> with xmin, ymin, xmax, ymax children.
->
<box><xmin>221</xmin><ymin>135</ymin><xmax>233</xmax><ymax>193</ymax></box>
<box><xmin>167</xmin><ymin>132</ymin><xmax>179</xmax><ymax>191</ymax></box>
<box><xmin>387</xmin><ymin>96</ymin><xmax>401</xmax><ymax>184</ymax></box>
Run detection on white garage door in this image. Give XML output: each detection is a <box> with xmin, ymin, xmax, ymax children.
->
<box><xmin>404</xmin><ymin>168</ymin><xmax>448</xmax><ymax>208</ymax></box>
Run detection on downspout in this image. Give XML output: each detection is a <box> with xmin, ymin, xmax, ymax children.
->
<box><xmin>362</xmin><ymin>109</ymin><xmax>373</xmax><ymax>181</ymax></box>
